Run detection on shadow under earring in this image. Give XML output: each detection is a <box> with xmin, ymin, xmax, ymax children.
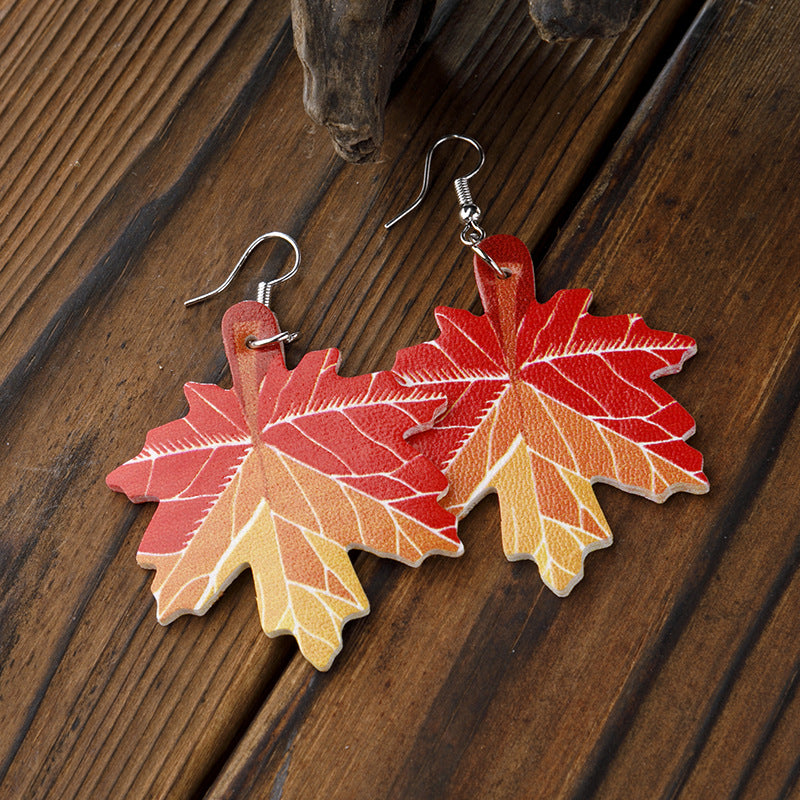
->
<box><xmin>107</xmin><ymin>232</ymin><xmax>461</xmax><ymax>670</ymax></box>
<box><xmin>387</xmin><ymin>135</ymin><xmax>709</xmax><ymax>597</ymax></box>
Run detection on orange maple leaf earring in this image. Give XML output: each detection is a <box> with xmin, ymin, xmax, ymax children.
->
<box><xmin>386</xmin><ymin>135</ymin><xmax>709</xmax><ymax>597</ymax></box>
<box><xmin>107</xmin><ymin>232</ymin><xmax>461</xmax><ymax>670</ymax></box>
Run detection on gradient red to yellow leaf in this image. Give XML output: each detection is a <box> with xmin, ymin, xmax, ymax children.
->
<box><xmin>107</xmin><ymin>301</ymin><xmax>461</xmax><ymax>669</ymax></box>
<box><xmin>393</xmin><ymin>235</ymin><xmax>708</xmax><ymax>596</ymax></box>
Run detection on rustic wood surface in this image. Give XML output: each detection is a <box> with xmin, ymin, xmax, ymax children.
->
<box><xmin>1</xmin><ymin>0</ymin><xmax>798</xmax><ymax>798</ymax></box>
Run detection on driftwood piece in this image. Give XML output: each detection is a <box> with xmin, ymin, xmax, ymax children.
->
<box><xmin>528</xmin><ymin>0</ymin><xmax>642</xmax><ymax>41</ymax></box>
<box><xmin>291</xmin><ymin>0</ymin><xmax>436</xmax><ymax>162</ymax></box>
<box><xmin>291</xmin><ymin>0</ymin><xmax>642</xmax><ymax>161</ymax></box>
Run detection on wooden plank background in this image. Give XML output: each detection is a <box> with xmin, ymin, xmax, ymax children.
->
<box><xmin>1</xmin><ymin>0</ymin><xmax>798</xmax><ymax>797</ymax></box>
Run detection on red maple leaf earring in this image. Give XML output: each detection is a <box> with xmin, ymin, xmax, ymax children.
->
<box><xmin>386</xmin><ymin>135</ymin><xmax>709</xmax><ymax>597</ymax></box>
<box><xmin>107</xmin><ymin>232</ymin><xmax>461</xmax><ymax>670</ymax></box>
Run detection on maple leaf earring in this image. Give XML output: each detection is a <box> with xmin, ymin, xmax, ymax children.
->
<box><xmin>107</xmin><ymin>232</ymin><xmax>462</xmax><ymax>670</ymax></box>
<box><xmin>386</xmin><ymin>135</ymin><xmax>709</xmax><ymax>597</ymax></box>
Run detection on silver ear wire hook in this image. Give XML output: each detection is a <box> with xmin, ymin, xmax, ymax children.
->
<box><xmin>384</xmin><ymin>134</ymin><xmax>485</xmax><ymax>229</ymax></box>
<box><xmin>384</xmin><ymin>134</ymin><xmax>505</xmax><ymax>277</ymax></box>
<box><xmin>184</xmin><ymin>231</ymin><xmax>300</xmax><ymax>348</ymax></box>
<box><xmin>185</xmin><ymin>231</ymin><xmax>301</xmax><ymax>307</ymax></box>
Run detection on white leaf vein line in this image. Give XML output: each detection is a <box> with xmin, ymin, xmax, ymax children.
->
<box><xmin>522</xmin><ymin>292</ymin><xmax>580</xmax><ymax>362</ymax></box>
<box><xmin>274</xmin><ymin>449</ymin><xmax>327</xmax><ymax>545</ymax></box>
<box><xmin>292</xmin><ymin>611</ymin><xmax>340</xmax><ymax>648</ymax></box>
<box><xmin>532</xmin><ymin>357</ymin><xmax>612</xmax><ymax>414</ymax></box>
<box><xmin>273</xmin><ymin>409</ymin><xmax>403</xmax><ymax>469</ymax></box>
<box><xmin>303</xmin><ymin>358</ymin><xmax>337</xmax><ymax>415</ymax></box>
<box><xmin>557</xmin><ymin>295</ymin><xmax>584</xmax><ymax>357</ymax></box>
<box><xmin>133</xmin><ymin>432</ymin><xmax>252</xmax><ymax>462</ymax></box>
<box><xmin>595</xmin><ymin>424</ymin><xmax>621</xmax><ymax>480</ymax></box>
<box><xmin>337</xmin><ymin>473</ymin><xmax>369</xmax><ymax>547</ymax></box>
<box><xmin>265</xmin><ymin>447</ymin><xmax>447</xmax><ymax>549</ymax></box>
<box><xmin>191</xmin><ymin>386</ymin><xmax>246</xmax><ymax>431</ymax></box>
<box><xmin>275</xmin><ymin>517</ymin><xmax>363</xmax><ymax>645</ymax></box>
<box><xmin>196</xmin><ymin>493</ymin><xmax>264</xmax><ymax>608</ymax></box>
<box><xmin>142</xmin><ymin>434</ymin><xmax>251</xmax><ymax>503</ymax></box>
<box><xmin>286</xmin><ymin>574</ymin><xmax>358</xmax><ymax>612</ymax></box>
<box><xmin>533</xmin><ymin>390</ymin><xmax>581</xmax><ymax>473</ymax></box>
<box><xmin>293</xmin><ymin>540</ymin><xmax>354</xmax><ymax>633</ymax></box>
<box><xmin>342</xmin><ymin>407</ymin><xmax>405</xmax><ymax>463</ymax></box>
<box><xmin>443</xmin><ymin>384</ymin><xmax>510</xmax><ymax>470</ymax></box>
<box><xmin>528</xmin><ymin>328</ymin><xmax>689</xmax><ymax>365</ymax></box>
<box><xmin>593</xmin><ymin>352</ymin><xmax>675</xmax><ymax>403</ymax></box>
<box><xmin>441</xmin><ymin>316</ymin><xmax>502</xmax><ymax>368</ymax></box>
<box><xmin>183</xmin><ymin>448</ymin><xmax>250</xmax><ymax>543</ymax></box>
<box><xmin>528</xmin><ymin>308</ymin><xmax>679</xmax><ymax>360</ymax></box>
<box><xmin>527</xmin><ymin>352</ymin><xmax>691</xmax><ymax>461</ymax></box>
<box><xmin>536</xmin><ymin>338</ymin><xmax>672</xmax><ymax>418</ymax></box>
<box><xmin>463</xmin><ymin>433</ymin><xmax>524</xmax><ymax>510</ymax></box>
<box><xmin>554</xmin><ymin>463</ymin><xmax>607</xmax><ymax>542</ymax></box>
<box><xmin>267</xmin><ymin>386</ymin><xmax>439</xmax><ymax>425</ymax></box>
<box><xmin>521</xmin><ymin>414</ymin><xmax>696</xmax><ymax>495</ymax></box>
<box><xmin>398</xmin><ymin>367</ymin><xmax>506</xmax><ymax>386</ymax></box>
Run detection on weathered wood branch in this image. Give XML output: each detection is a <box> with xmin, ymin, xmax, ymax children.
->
<box><xmin>528</xmin><ymin>0</ymin><xmax>642</xmax><ymax>41</ymax></box>
<box><xmin>291</xmin><ymin>0</ymin><xmax>436</xmax><ymax>162</ymax></box>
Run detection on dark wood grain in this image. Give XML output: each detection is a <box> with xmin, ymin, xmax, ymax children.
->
<box><xmin>1</xmin><ymin>0</ymin><xmax>797</xmax><ymax>797</ymax></box>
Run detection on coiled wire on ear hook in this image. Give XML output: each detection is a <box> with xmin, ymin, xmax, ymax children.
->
<box><xmin>184</xmin><ymin>231</ymin><xmax>301</xmax><ymax>348</ymax></box>
<box><xmin>384</xmin><ymin>134</ymin><xmax>505</xmax><ymax>277</ymax></box>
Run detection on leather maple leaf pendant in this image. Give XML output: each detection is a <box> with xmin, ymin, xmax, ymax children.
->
<box><xmin>108</xmin><ymin>301</ymin><xmax>461</xmax><ymax>670</ymax></box>
<box><xmin>393</xmin><ymin>235</ymin><xmax>708</xmax><ymax>596</ymax></box>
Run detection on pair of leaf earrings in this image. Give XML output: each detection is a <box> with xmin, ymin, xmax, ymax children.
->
<box><xmin>108</xmin><ymin>135</ymin><xmax>708</xmax><ymax>670</ymax></box>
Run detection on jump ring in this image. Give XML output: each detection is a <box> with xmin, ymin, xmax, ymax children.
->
<box><xmin>460</xmin><ymin>221</ymin><xmax>486</xmax><ymax>247</ymax></box>
<box><xmin>470</xmin><ymin>244</ymin><xmax>509</xmax><ymax>278</ymax></box>
<box><xmin>246</xmin><ymin>330</ymin><xmax>298</xmax><ymax>349</ymax></box>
